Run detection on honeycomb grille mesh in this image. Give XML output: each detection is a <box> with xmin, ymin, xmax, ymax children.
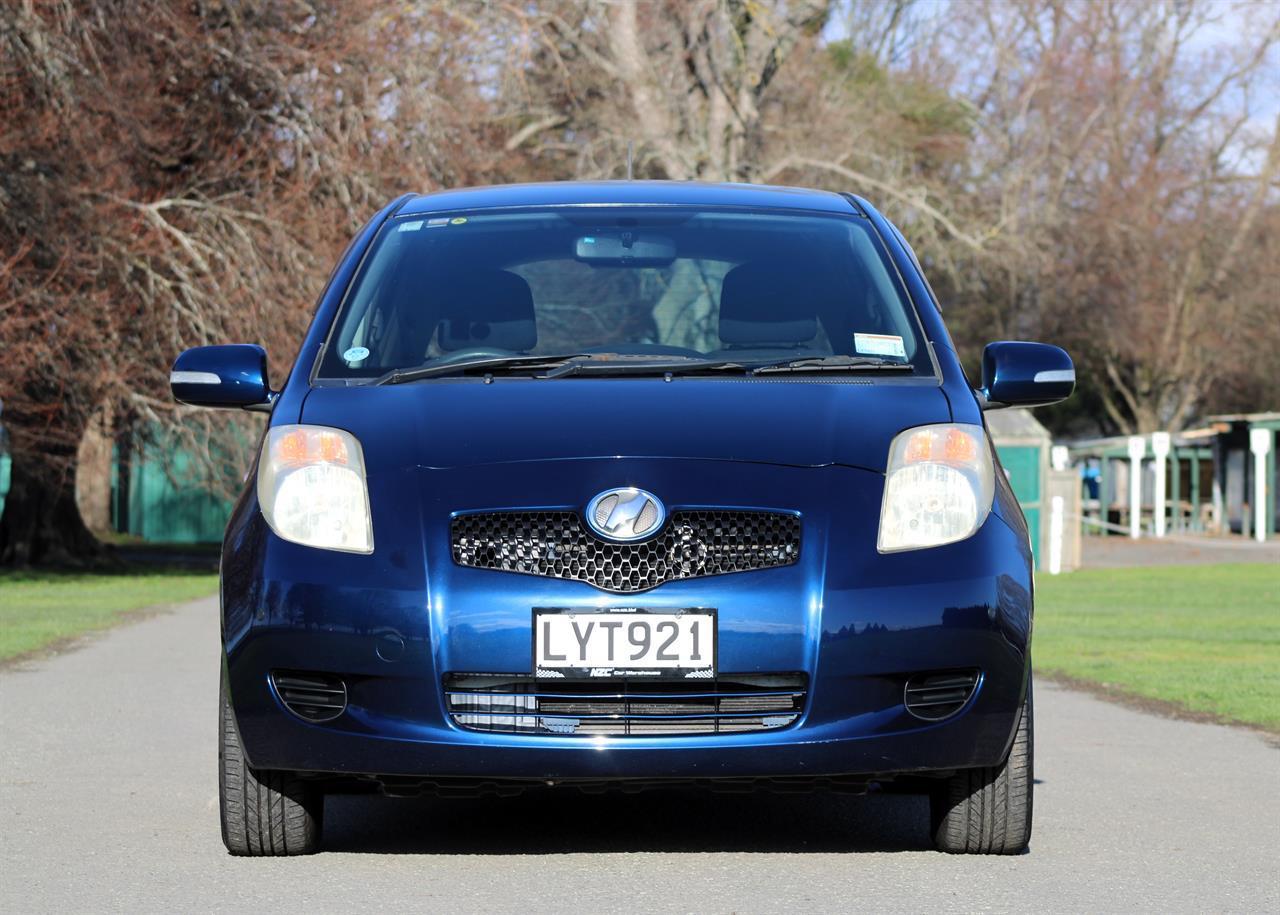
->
<box><xmin>451</xmin><ymin>509</ymin><xmax>801</xmax><ymax>592</ymax></box>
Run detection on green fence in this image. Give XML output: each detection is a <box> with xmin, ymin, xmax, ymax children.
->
<box><xmin>111</xmin><ymin>439</ymin><xmax>238</xmax><ymax>544</ymax></box>
<box><xmin>0</xmin><ymin>452</ymin><xmax>10</xmax><ymax>519</ymax></box>
<box><xmin>0</xmin><ymin>445</ymin><xmax>233</xmax><ymax>544</ymax></box>
<box><xmin>997</xmin><ymin>443</ymin><xmax>1043</xmax><ymax>568</ymax></box>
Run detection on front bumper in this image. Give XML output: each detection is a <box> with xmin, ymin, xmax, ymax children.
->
<box><xmin>226</xmin><ymin>665</ymin><xmax>1017</xmax><ymax>782</ymax></box>
<box><xmin>220</xmin><ymin>473</ymin><xmax>1033</xmax><ymax>782</ymax></box>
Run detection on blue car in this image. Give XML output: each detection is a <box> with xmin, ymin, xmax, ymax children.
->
<box><xmin>172</xmin><ymin>181</ymin><xmax>1073</xmax><ymax>856</ymax></box>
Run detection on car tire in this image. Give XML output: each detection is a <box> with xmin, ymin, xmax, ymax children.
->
<box><xmin>219</xmin><ymin>669</ymin><xmax>324</xmax><ymax>856</ymax></box>
<box><xmin>930</xmin><ymin>680</ymin><xmax>1033</xmax><ymax>855</ymax></box>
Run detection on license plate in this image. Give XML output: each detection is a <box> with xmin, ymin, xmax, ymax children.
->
<box><xmin>533</xmin><ymin>608</ymin><xmax>715</xmax><ymax>677</ymax></box>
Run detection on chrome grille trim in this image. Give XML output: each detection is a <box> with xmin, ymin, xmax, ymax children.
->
<box><xmin>444</xmin><ymin>673</ymin><xmax>807</xmax><ymax>737</ymax></box>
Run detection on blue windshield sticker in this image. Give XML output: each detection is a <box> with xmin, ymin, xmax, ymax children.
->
<box><xmin>397</xmin><ymin>221</ymin><xmax>424</xmax><ymax>232</ymax></box>
<box><xmin>343</xmin><ymin>346</ymin><xmax>370</xmax><ymax>362</ymax></box>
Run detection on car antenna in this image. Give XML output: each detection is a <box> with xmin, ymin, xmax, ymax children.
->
<box><xmin>626</xmin><ymin>141</ymin><xmax>634</xmax><ymax>180</ymax></box>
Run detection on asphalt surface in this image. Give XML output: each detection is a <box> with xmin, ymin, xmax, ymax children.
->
<box><xmin>2</xmin><ymin>595</ymin><xmax>1277</xmax><ymax>913</ymax></box>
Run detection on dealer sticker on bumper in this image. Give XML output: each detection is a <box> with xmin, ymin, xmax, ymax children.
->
<box><xmin>534</xmin><ymin>608</ymin><xmax>715</xmax><ymax>677</ymax></box>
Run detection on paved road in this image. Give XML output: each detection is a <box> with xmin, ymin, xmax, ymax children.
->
<box><xmin>2</xmin><ymin>596</ymin><xmax>1277</xmax><ymax>913</ymax></box>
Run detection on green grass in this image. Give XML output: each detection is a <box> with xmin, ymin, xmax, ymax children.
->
<box><xmin>1035</xmin><ymin>564</ymin><xmax>1280</xmax><ymax>730</ymax></box>
<box><xmin>0</xmin><ymin>571</ymin><xmax>217</xmax><ymax>662</ymax></box>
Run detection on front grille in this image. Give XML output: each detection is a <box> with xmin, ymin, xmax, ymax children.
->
<box><xmin>903</xmin><ymin>670</ymin><xmax>980</xmax><ymax>721</ymax></box>
<box><xmin>445</xmin><ymin>673</ymin><xmax>807</xmax><ymax>737</ymax></box>
<box><xmin>271</xmin><ymin>670</ymin><xmax>347</xmax><ymax>722</ymax></box>
<box><xmin>451</xmin><ymin>509</ymin><xmax>800</xmax><ymax>592</ymax></box>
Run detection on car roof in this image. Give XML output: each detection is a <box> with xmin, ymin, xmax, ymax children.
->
<box><xmin>396</xmin><ymin>180</ymin><xmax>858</xmax><ymax>216</ymax></box>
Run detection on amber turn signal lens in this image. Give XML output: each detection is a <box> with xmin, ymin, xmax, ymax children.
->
<box><xmin>273</xmin><ymin>428</ymin><xmax>350</xmax><ymax>468</ymax></box>
<box><xmin>903</xmin><ymin>429</ymin><xmax>934</xmax><ymax>463</ymax></box>
<box><xmin>942</xmin><ymin>427</ymin><xmax>978</xmax><ymax>464</ymax></box>
<box><xmin>900</xmin><ymin>426</ymin><xmax>980</xmax><ymax>467</ymax></box>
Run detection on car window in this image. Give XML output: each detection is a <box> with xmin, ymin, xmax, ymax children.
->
<box><xmin>318</xmin><ymin>206</ymin><xmax>931</xmax><ymax>378</ymax></box>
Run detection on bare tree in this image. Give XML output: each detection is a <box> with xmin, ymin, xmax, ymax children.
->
<box><xmin>0</xmin><ymin>0</ymin><xmax>500</xmax><ymax>564</ymax></box>
<box><xmin>489</xmin><ymin>0</ymin><xmax>829</xmax><ymax>180</ymax></box>
<box><xmin>949</xmin><ymin>0</ymin><xmax>1280</xmax><ymax>432</ymax></box>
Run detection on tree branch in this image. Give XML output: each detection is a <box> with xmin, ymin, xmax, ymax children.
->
<box><xmin>762</xmin><ymin>155</ymin><xmax>985</xmax><ymax>251</ymax></box>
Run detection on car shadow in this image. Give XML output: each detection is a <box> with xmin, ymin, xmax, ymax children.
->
<box><xmin>322</xmin><ymin>787</ymin><xmax>934</xmax><ymax>854</ymax></box>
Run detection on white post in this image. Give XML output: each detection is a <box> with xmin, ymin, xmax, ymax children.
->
<box><xmin>1051</xmin><ymin>445</ymin><xmax>1069</xmax><ymax>472</ymax></box>
<box><xmin>1151</xmin><ymin>432</ymin><xmax>1170</xmax><ymax>538</ymax></box>
<box><xmin>1128</xmin><ymin>436</ymin><xmax>1145</xmax><ymax>539</ymax></box>
<box><xmin>1049</xmin><ymin>495</ymin><xmax>1065</xmax><ymax>575</ymax></box>
<box><xmin>1250</xmin><ymin>428</ymin><xmax>1272</xmax><ymax>543</ymax></box>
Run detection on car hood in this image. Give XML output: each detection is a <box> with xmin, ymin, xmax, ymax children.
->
<box><xmin>299</xmin><ymin>377</ymin><xmax>950</xmax><ymax>474</ymax></box>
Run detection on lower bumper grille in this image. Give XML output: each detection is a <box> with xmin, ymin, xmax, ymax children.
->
<box><xmin>271</xmin><ymin>670</ymin><xmax>347</xmax><ymax>722</ymax></box>
<box><xmin>445</xmin><ymin>673</ymin><xmax>806</xmax><ymax>737</ymax></box>
<box><xmin>903</xmin><ymin>669</ymin><xmax>980</xmax><ymax>721</ymax></box>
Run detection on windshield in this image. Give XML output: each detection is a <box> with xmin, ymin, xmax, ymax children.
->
<box><xmin>317</xmin><ymin>206</ymin><xmax>931</xmax><ymax>380</ymax></box>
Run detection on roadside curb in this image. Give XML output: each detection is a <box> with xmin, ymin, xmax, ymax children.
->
<box><xmin>1039</xmin><ymin>670</ymin><xmax>1280</xmax><ymax>745</ymax></box>
<box><xmin>0</xmin><ymin>592</ymin><xmax>216</xmax><ymax>673</ymax></box>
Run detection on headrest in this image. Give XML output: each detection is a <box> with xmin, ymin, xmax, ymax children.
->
<box><xmin>437</xmin><ymin>270</ymin><xmax>537</xmax><ymax>352</ymax></box>
<box><xmin>718</xmin><ymin>263</ymin><xmax>818</xmax><ymax>346</ymax></box>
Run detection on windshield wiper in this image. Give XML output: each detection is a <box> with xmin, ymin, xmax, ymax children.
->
<box><xmin>376</xmin><ymin>352</ymin><xmax>746</xmax><ymax>383</ymax></box>
<box><xmin>372</xmin><ymin>352</ymin><xmax>911</xmax><ymax>384</ymax></box>
<box><xmin>373</xmin><ymin>353</ymin><xmax>592</xmax><ymax>384</ymax></box>
<box><xmin>748</xmin><ymin>355</ymin><xmax>913</xmax><ymax>375</ymax></box>
<box><xmin>541</xmin><ymin>354</ymin><xmax>911</xmax><ymax>378</ymax></box>
<box><xmin>539</xmin><ymin>354</ymin><xmax>748</xmax><ymax>378</ymax></box>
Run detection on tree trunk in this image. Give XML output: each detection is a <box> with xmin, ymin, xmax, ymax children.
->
<box><xmin>0</xmin><ymin>453</ymin><xmax>105</xmax><ymax>568</ymax></box>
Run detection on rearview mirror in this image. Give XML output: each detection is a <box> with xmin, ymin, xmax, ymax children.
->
<box><xmin>170</xmin><ymin>344</ymin><xmax>272</xmax><ymax>410</ymax></box>
<box><xmin>575</xmin><ymin>232</ymin><xmax>676</xmax><ymax>266</ymax></box>
<box><xmin>980</xmin><ymin>341</ymin><xmax>1074</xmax><ymax>409</ymax></box>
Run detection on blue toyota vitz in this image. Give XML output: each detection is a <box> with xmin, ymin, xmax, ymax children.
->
<box><xmin>171</xmin><ymin>181</ymin><xmax>1074</xmax><ymax>856</ymax></box>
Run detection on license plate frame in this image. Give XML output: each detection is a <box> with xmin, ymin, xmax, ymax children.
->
<box><xmin>532</xmin><ymin>607</ymin><xmax>717</xmax><ymax>679</ymax></box>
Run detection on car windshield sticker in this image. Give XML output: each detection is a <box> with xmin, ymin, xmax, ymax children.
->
<box><xmin>397</xmin><ymin>220</ymin><xmax>424</xmax><ymax>232</ymax></box>
<box><xmin>426</xmin><ymin>217</ymin><xmax>449</xmax><ymax>227</ymax></box>
<box><xmin>449</xmin><ymin>217</ymin><xmax>468</xmax><ymax>225</ymax></box>
<box><xmin>854</xmin><ymin>333</ymin><xmax>906</xmax><ymax>359</ymax></box>
<box><xmin>342</xmin><ymin>346</ymin><xmax>370</xmax><ymax>362</ymax></box>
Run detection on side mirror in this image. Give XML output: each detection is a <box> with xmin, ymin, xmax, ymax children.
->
<box><xmin>170</xmin><ymin>344</ymin><xmax>272</xmax><ymax>410</ymax></box>
<box><xmin>980</xmin><ymin>341</ymin><xmax>1074</xmax><ymax>409</ymax></box>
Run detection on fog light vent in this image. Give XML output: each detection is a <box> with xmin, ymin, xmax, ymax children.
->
<box><xmin>271</xmin><ymin>670</ymin><xmax>347</xmax><ymax>722</ymax></box>
<box><xmin>904</xmin><ymin>670</ymin><xmax>980</xmax><ymax>721</ymax></box>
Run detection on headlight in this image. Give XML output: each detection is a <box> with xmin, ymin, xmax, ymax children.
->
<box><xmin>877</xmin><ymin>423</ymin><xmax>994</xmax><ymax>553</ymax></box>
<box><xmin>257</xmin><ymin>424</ymin><xmax>373</xmax><ymax>553</ymax></box>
